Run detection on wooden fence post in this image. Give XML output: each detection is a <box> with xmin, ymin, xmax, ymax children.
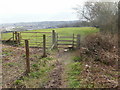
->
<box><xmin>72</xmin><ymin>34</ymin><xmax>74</xmax><ymax>48</ymax></box>
<box><xmin>19</xmin><ymin>32</ymin><xmax>22</xmax><ymax>44</ymax></box>
<box><xmin>56</xmin><ymin>33</ymin><xmax>58</xmax><ymax>48</ymax></box>
<box><xmin>15</xmin><ymin>31</ymin><xmax>17</xmax><ymax>41</ymax></box>
<box><xmin>15</xmin><ymin>31</ymin><xmax>18</xmax><ymax>44</ymax></box>
<box><xmin>13</xmin><ymin>32</ymin><xmax>15</xmax><ymax>43</ymax></box>
<box><xmin>42</xmin><ymin>34</ymin><xmax>47</xmax><ymax>57</ymax></box>
<box><xmin>76</xmin><ymin>34</ymin><xmax>80</xmax><ymax>49</ymax></box>
<box><xmin>52</xmin><ymin>30</ymin><xmax>56</xmax><ymax>45</ymax></box>
<box><xmin>52</xmin><ymin>30</ymin><xmax>57</xmax><ymax>49</ymax></box>
<box><xmin>25</xmin><ymin>40</ymin><xmax>30</xmax><ymax>74</ymax></box>
<box><xmin>18</xmin><ymin>33</ymin><xmax>20</xmax><ymax>45</ymax></box>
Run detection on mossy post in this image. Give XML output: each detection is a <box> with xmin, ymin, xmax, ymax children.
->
<box><xmin>76</xmin><ymin>34</ymin><xmax>80</xmax><ymax>49</ymax></box>
<box><xmin>42</xmin><ymin>34</ymin><xmax>47</xmax><ymax>57</ymax></box>
<box><xmin>25</xmin><ymin>40</ymin><xmax>30</xmax><ymax>74</ymax></box>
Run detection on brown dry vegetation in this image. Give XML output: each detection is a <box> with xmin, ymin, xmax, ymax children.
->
<box><xmin>83</xmin><ymin>33</ymin><xmax>118</xmax><ymax>67</ymax></box>
<box><xmin>76</xmin><ymin>33</ymin><xmax>119</xmax><ymax>88</ymax></box>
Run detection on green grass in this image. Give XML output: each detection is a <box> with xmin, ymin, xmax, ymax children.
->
<box><xmin>1</xmin><ymin>33</ymin><xmax>13</xmax><ymax>40</ymax></box>
<box><xmin>66</xmin><ymin>59</ymin><xmax>94</xmax><ymax>88</ymax></box>
<box><xmin>3</xmin><ymin>62</ymin><xmax>17</xmax><ymax>67</ymax></box>
<box><xmin>13</xmin><ymin>55</ymin><xmax>56</xmax><ymax>88</ymax></box>
<box><xmin>1</xmin><ymin>27</ymin><xmax>99</xmax><ymax>47</ymax></box>
<box><xmin>67</xmin><ymin>62</ymin><xmax>83</xmax><ymax>88</ymax></box>
<box><xmin>14</xmin><ymin>80</ymin><xmax>23</xmax><ymax>85</ymax></box>
<box><xmin>54</xmin><ymin>27</ymin><xmax>99</xmax><ymax>36</ymax></box>
<box><xmin>73</xmin><ymin>56</ymin><xmax>83</xmax><ymax>62</ymax></box>
<box><xmin>2</xmin><ymin>48</ymin><xmax>13</xmax><ymax>56</ymax></box>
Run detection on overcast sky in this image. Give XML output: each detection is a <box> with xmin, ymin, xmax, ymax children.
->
<box><xmin>0</xmin><ymin>0</ymin><xmax>88</xmax><ymax>24</ymax></box>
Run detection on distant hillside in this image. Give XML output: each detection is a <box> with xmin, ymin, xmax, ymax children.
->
<box><xmin>0</xmin><ymin>20</ymin><xmax>80</xmax><ymax>32</ymax></box>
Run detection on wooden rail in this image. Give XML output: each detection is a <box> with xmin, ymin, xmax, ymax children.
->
<box><xmin>57</xmin><ymin>33</ymin><xmax>77</xmax><ymax>48</ymax></box>
<box><xmin>57</xmin><ymin>40</ymin><xmax>74</xmax><ymax>42</ymax></box>
<box><xmin>21</xmin><ymin>39</ymin><xmax>31</xmax><ymax>40</ymax></box>
<box><xmin>57</xmin><ymin>43</ymin><xmax>73</xmax><ymax>45</ymax></box>
<box><xmin>19</xmin><ymin>31</ymin><xmax>53</xmax><ymax>48</ymax></box>
<box><xmin>20</xmin><ymin>35</ymin><xmax>43</xmax><ymax>37</ymax></box>
<box><xmin>21</xmin><ymin>32</ymin><xmax>51</xmax><ymax>33</ymax></box>
<box><xmin>58</xmin><ymin>36</ymin><xmax>74</xmax><ymax>38</ymax></box>
<box><xmin>12</xmin><ymin>30</ymin><xmax>80</xmax><ymax>49</ymax></box>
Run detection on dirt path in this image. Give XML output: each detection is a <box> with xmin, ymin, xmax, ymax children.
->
<box><xmin>44</xmin><ymin>50</ymin><xmax>73</xmax><ymax>88</ymax></box>
<box><xmin>44</xmin><ymin>61</ymin><xmax>63</xmax><ymax>88</ymax></box>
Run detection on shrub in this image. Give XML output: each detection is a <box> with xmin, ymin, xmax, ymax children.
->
<box><xmin>81</xmin><ymin>33</ymin><xmax>118</xmax><ymax>67</ymax></box>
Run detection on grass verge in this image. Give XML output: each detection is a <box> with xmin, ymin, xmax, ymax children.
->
<box><xmin>67</xmin><ymin>62</ymin><xmax>83</xmax><ymax>88</ymax></box>
<box><xmin>12</xmin><ymin>56</ymin><xmax>56</xmax><ymax>88</ymax></box>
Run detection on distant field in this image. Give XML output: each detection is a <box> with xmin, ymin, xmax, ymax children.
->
<box><xmin>29</xmin><ymin>27</ymin><xmax>99</xmax><ymax>36</ymax></box>
<box><xmin>2</xmin><ymin>27</ymin><xmax>99</xmax><ymax>40</ymax></box>
<box><xmin>1</xmin><ymin>27</ymin><xmax>99</xmax><ymax>47</ymax></box>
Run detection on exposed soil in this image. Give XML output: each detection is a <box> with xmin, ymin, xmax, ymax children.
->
<box><xmin>44</xmin><ymin>50</ymin><xmax>73</xmax><ymax>88</ymax></box>
<box><xmin>2</xmin><ymin>41</ymin><xmax>119</xmax><ymax>88</ymax></box>
<box><xmin>44</xmin><ymin>61</ymin><xmax>63</xmax><ymax>88</ymax></box>
<box><xmin>2</xmin><ymin>44</ymin><xmax>43</xmax><ymax>88</ymax></box>
<box><xmin>44</xmin><ymin>47</ymin><xmax>119</xmax><ymax>88</ymax></box>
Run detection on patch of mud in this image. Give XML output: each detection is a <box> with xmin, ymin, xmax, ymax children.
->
<box><xmin>44</xmin><ymin>61</ymin><xmax>64</xmax><ymax>88</ymax></box>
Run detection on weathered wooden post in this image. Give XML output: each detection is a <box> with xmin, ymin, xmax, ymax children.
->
<box><xmin>52</xmin><ymin>30</ymin><xmax>57</xmax><ymax>49</ymax></box>
<box><xmin>56</xmin><ymin>33</ymin><xmax>58</xmax><ymax>48</ymax></box>
<box><xmin>13</xmin><ymin>32</ymin><xmax>15</xmax><ymax>43</ymax></box>
<box><xmin>25</xmin><ymin>40</ymin><xmax>30</xmax><ymax>74</ymax></box>
<box><xmin>15</xmin><ymin>32</ymin><xmax>17</xmax><ymax>40</ymax></box>
<box><xmin>13</xmin><ymin>32</ymin><xmax>15</xmax><ymax>41</ymax></box>
<box><xmin>76</xmin><ymin>34</ymin><xmax>80</xmax><ymax>49</ymax></box>
<box><xmin>15</xmin><ymin>31</ymin><xmax>18</xmax><ymax>44</ymax></box>
<box><xmin>72</xmin><ymin>34</ymin><xmax>74</xmax><ymax>48</ymax></box>
<box><xmin>52</xmin><ymin>30</ymin><xmax>56</xmax><ymax>45</ymax></box>
<box><xmin>18</xmin><ymin>33</ymin><xmax>20</xmax><ymax>45</ymax></box>
<box><xmin>118</xmin><ymin>2</ymin><xmax>120</xmax><ymax>89</ymax></box>
<box><xmin>42</xmin><ymin>34</ymin><xmax>47</xmax><ymax>57</ymax></box>
<box><xmin>19</xmin><ymin>32</ymin><xmax>22</xmax><ymax>44</ymax></box>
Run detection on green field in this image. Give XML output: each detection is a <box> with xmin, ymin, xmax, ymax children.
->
<box><xmin>1</xmin><ymin>27</ymin><xmax>99</xmax><ymax>47</ymax></box>
<box><xmin>2</xmin><ymin>27</ymin><xmax>99</xmax><ymax>39</ymax></box>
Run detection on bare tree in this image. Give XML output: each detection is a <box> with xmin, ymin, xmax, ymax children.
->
<box><xmin>74</xmin><ymin>1</ymin><xmax>118</xmax><ymax>33</ymax></box>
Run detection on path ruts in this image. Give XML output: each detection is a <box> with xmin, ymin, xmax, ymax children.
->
<box><xmin>44</xmin><ymin>50</ymin><xmax>73</xmax><ymax>88</ymax></box>
<box><xmin>44</xmin><ymin>61</ymin><xmax>63</xmax><ymax>88</ymax></box>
